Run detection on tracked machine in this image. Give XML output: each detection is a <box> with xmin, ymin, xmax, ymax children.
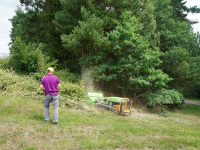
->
<box><xmin>87</xmin><ymin>92</ymin><xmax>133</xmax><ymax>115</ymax></box>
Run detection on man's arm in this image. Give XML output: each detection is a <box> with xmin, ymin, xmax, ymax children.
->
<box><xmin>40</xmin><ymin>84</ymin><xmax>45</xmax><ymax>92</ymax></box>
<box><xmin>57</xmin><ymin>84</ymin><xmax>61</xmax><ymax>92</ymax></box>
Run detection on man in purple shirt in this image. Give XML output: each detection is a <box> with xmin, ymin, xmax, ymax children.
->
<box><xmin>40</xmin><ymin>67</ymin><xmax>61</xmax><ymax>125</ymax></box>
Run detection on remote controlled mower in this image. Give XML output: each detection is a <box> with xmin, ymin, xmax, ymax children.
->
<box><xmin>86</xmin><ymin>92</ymin><xmax>132</xmax><ymax>115</ymax></box>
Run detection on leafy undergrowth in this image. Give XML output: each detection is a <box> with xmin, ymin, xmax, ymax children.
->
<box><xmin>1</xmin><ymin>95</ymin><xmax>200</xmax><ymax>150</ymax></box>
<box><xmin>0</xmin><ymin>68</ymin><xmax>85</xmax><ymax>108</ymax></box>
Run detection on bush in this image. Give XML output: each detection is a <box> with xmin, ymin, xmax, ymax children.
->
<box><xmin>9</xmin><ymin>37</ymin><xmax>58</xmax><ymax>75</ymax></box>
<box><xmin>53</xmin><ymin>69</ymin><xmax>79</xmax><ymax>83</ymax></box>
<box><xmin>0</xmin><ymin>54</ymin><xmax>9</xmax><ymax>69</ymax></box>
<box><xmin>9</xmin><ymin>37</ymin><xmax>38</xmax><ymax>74</ymax></box>
<box><xmin>60</xmin><ymin>82</ymin><xmax>85</xmax><ymax>100</ymax></box>
<box><xmin>145</xmin><ymin>89</ymin><xmax>184</xmax><ymax>107</ymax></box>
<box><xmin>0</xmin><ymin>68</ymin><xmax>85</xmax><ymax>108</ymax></box>
<box><xmin>0</xmin><ymin>69</ymin><xmax>40</xmax><ymax>97</ymax></box>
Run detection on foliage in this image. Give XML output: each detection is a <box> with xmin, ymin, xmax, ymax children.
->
<box><xmin>152</xmin><ymin>0</ymin><xmax>192</xmax><ymax>52</ymax></box>
<box><xmin>152</xmin><ymin>0</ymin><xmax>200</xmax><ymax>97</ymax></box>
<box><xmin>54</xmin><ymin>0</ymin><xmax>85</xmax><ymax>34</ymax></box>
<box><xmin>9</xmin><ymin>37</ymin><xmax>58</xmax><ymax>76</ymax></box>
<box><xmin>0</xmin><ymin>68</ymin><xmax>85</xmax><ymax>107</ymax></box>
<box><xmin>60</xmin><ymin>82</ymin><xmax>85</xmax><ymax>100</ymax></box>
<box><xmin>61</xmin><ymin>7</ymin><xmax>111</xmax><ymax>56</ymax></box>
<box><xmin>0</xmin><ymin>54</ymin><xmax>9</xmax><ymax>69</ymax></box>
<box><xmin>8</xmin><ymin>0</ymin><xmax>200</xmax><ymax>101</ymax></box>
<box><xmin>56</xmin><ymin>0</ymin><xmax>159</xmax><ymax>71</ymax></box>
<box><xmin>53</xmin><ymin>69</ymin><xmax>79</xmax><ymax>83</ymax></box>
<box><xmin>79</xmin><ymin>11</ymin><xmax>171</xmax><ymax>97</ymax></box>
<box><xmin>0</xmin><ymin>68</ymin><xmax>40</xmax><ymax>97</ymax></box>
<box><xmin>161</xmin><ymin>45</ymin><xmax>200</xmax><ymax>97</ymax></box>
<box><xmin>170</xmin><ymin>0</ymin><xmax>200</xmax><ymax>22</ymax></box>
<box><xmin>9</xmin><ymin>37</ymin><xmax>38</xmax><ymax>74</ymax></box>
<box><xmin>33</xmin><ymin>46</ymin><xmax>58</xmax><ymax>81</ymax></box>
<box><xmin>10</xmin><ymin>1</ymin><xmax>62</xmax><ymax>63</ymax></box>
<box><xmin>145</xmin><ymin>89</ymin><xmax>184</xmax><ymax>106</ymax></box>
<box><xmin>159</xmin><ymin>107</ymin><xmax>170</xmax><ymax>117</ymax></box>
<box><xmin>161</xmin><ymin>46</ymin><xmax>190</xmax><ymax>86</ymax></box>
<box><xmin>9</xmin><ymin>8</ymin><xmax>41</xmax><ymax>44</ymax></box>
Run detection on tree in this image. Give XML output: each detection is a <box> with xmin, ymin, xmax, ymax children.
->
<box><xmin>61</xmin><ymin>7</ymin><xmax>111</xmax><ymax>57</ymax></box>
<box><xmin>9</xmin><ymin>8</ymin><xmax>41</xmax><ymax>44</ymax></box>
<box><xmin>152</xmin><ymin>0</ymin><xmax>200</xmax><ymax>97</ymax></box>
<box><xmin>10</xmin><ymin>0</ymin><xmax>62</xmax><ymax>65</ymax></box>
<box><xmin>9</xmin><ymin>37</ymin><xmax>38</xmax><ymax>74</ymax></box>
<box><xmin>54</xmin><ymin>0</ymin><xmax>159</xmax><ymax>72</ymax></box>
<box><xmin>170</xmin><ymin>0</ymin><xmax>200</xmax><ymax>23</ymax></box>
<box><xmin>67</xmin><ymin>11</ymin><xmax>171</xmax><ymax>97</ymax></box>
<box><xmin>9</xmin><ymin>37</ymin><xmax>58</xmax><ymax>75</ymax></box>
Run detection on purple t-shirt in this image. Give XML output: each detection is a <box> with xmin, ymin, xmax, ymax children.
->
<box><xmin>40</xmin><ymin>74</ymin><xmax>60</xmax><ymax>95</ymax></box>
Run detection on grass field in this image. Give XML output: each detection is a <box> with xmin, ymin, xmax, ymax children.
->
<box><xmin>0</xmin><ymin>95</ymin><xmax>200</xmax><ymax>150</ymax></box>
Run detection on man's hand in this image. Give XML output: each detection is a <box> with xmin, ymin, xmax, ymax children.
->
<box><xmin>57</xmin><ymin>84</ymin><xmax>61</xmax><ymax>92</ymax></box>
<box><xmin>40</xmin><ymin>84</ymin><xmax>45</xmax><ymax>92</ymax></box>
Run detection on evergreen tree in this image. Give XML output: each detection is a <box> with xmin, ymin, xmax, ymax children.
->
<box><xmin>152</xmin><ymin>0</ymin><xmax>200</xmax><ymax>97</ymax></box>
<box><xmin>63</xmin><ymin>10</ymin><xmax>171</xmax><ymax>96</ymax></box>
<box><xmin>55</xmin><ymin>0</ymin><xmax>158</xmax><ymax>72</ymax></box>
<box><xmin>9</xmin><ymin>7</ymin><xmax>41</xmax><ymax>44</ymax></box>
<box><xmin>170</xmin><ymin>0</ymin><xmax>200</xmax><ymax>23</ymax></box>
<box><xmin>10</xmin><ymin>0</ymin><xmax>62</xmax><ymax>66</ymax></box>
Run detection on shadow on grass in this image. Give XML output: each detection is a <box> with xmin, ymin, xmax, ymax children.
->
<box><xmin>177</xmin><ymin>103</ymin><xmax>200</xmax><ymax>116</ymax></box>
<box><xmin>31</xmin><ymin>114</ymin><xmax>55</xmax><ymax>124</ymax></box>
<box><xmin>32</xmin><ymin>114</ymin><xmax>44</xmax><ymax>121</ymax></box>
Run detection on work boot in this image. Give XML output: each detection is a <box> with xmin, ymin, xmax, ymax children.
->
<box><xmin>53</xmin><ymin>122</ymin><xmax>57</xmax><ymax>125</ymax></box>
<box><xmin>43</xmin><ymin>119</ymin><xmax>49</xmax><ymax>122</ymax></box>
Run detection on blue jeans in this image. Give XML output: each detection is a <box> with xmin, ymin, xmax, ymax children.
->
<box><xmin>44</xmin><ymin>95</ymin><xmax>59</xmax><ymax>123</ymax></box>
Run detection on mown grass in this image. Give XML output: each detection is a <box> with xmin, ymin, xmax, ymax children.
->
<box><xmin>1</xmin><ymin>95</ymin><xmax>200</xmax><ymax>150</ymax></box>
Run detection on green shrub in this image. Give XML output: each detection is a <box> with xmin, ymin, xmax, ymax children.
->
<box><xmin>160</xmin><ymin>107</ymin><xmax>170</xmax><ymax>117</ymax></box>
<box><xmin>0</xmin><ymin>54</ymin><xmax>9</xmax><ymax>69</ymax></box>
<box><xmin>53</xmin><ymin>69</ymin><xmax>79</xmax><ymax>83</ymax></box>
<box><xmin>145</xmin><ymin>89</ymin><xmax>184</xmax><ymax>106</ymax></box>
<box><xmin>0</xmin><ymin>68</ymin><xmax>85</xmax><ymax>108</ymax></box>
<box><xmin>8</xmin><ymin>37</ymin><xmax>58</xmax><ymax>75</ymax></box>
<box><xmin>60</xmin><ymin>82</ymin><xmax>85</xmax><ymax>100</ymax></box>
<box><xmin>36</xmin><ymin>48</ymin><xmax>58</xmax><ymax>74</ymax></box>
<box><xmin>32</xmin><ymin>72</ymin><xmax>45</xmax><ymax>81</ymax></box>
<box><xmin>9</xmin><ymin>37</ymin><xmax>38</xmax><ymax>74</ymax></box>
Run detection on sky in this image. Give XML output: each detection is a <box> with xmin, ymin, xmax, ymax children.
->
<box><xmin>0</xmin><ymin>0</ymin><xmax>200</xmax><ymax>56</ymax></box>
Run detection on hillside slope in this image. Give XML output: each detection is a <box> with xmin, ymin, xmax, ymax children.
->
<box><xmin>1</xmin><ymin>95</ymin><xmax>200</xmax><ymax>150</ymax></box>
<box><xmin>0</xmin><ymin>68</ymin><xmax>200</xmax><ymax>149</ymax></box>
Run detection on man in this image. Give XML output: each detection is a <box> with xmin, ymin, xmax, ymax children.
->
<box><xmin>40</xmin><ymin>67</ymin><xmax>61</xmax><ymax>125</ymax></box>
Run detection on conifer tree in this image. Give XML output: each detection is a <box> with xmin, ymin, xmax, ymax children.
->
<box><xmin>170</xmin><ymin>0</ymin><xmax>200</xmax><ymax>23</ymax></box>
<box><xmin>10</xmin><ymin>0</ymin><xmax>62</xmax><ymax>62</ymax></box>
<box><xmin>152</xmin><ymin>0</ymin><xmax>200</xmax><ymax>97</ymax></box>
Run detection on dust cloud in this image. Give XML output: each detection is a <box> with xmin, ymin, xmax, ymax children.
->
<box><xmin>81</xmin><ymin>67</ymin><xmax>95</xmax><ymax>93</ymax></box>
